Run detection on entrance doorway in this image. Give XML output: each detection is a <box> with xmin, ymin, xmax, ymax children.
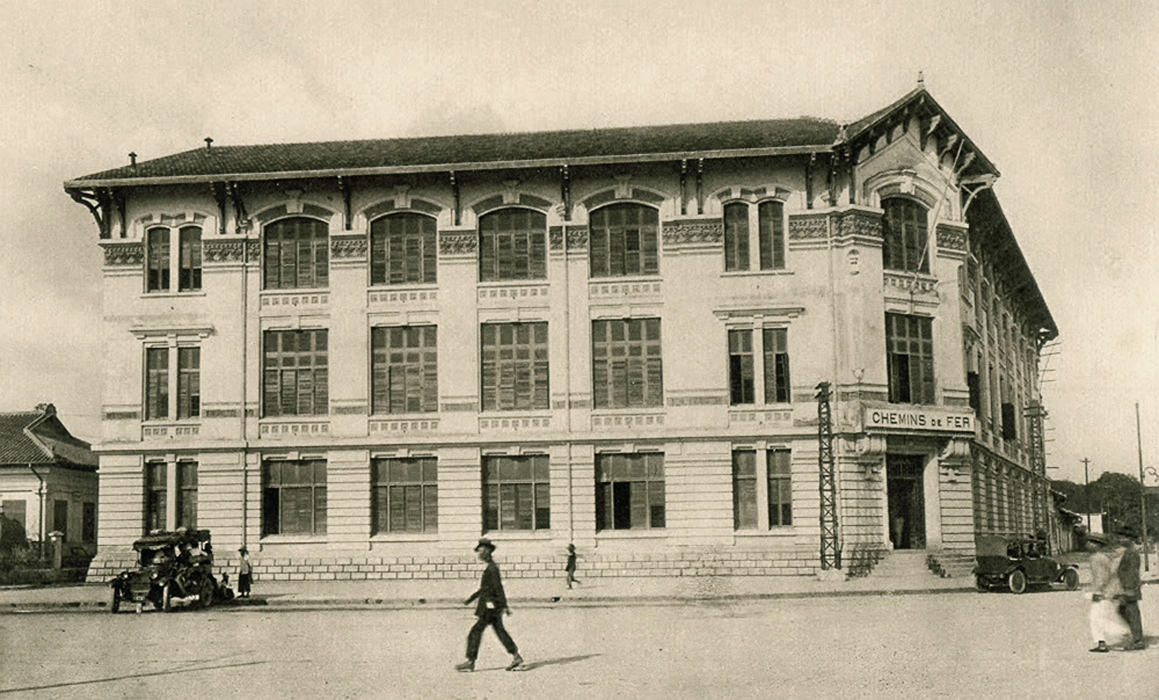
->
<box><xmin>887</xmin><ymin>454</ymin><xmax>926</xmax><ymax>549</ymax></box>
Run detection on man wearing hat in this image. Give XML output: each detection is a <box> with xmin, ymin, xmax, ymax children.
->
<box><xmin>1115</xmin><ymin>525</ymin><xmax>1146</xmax><ymax>650</ymax></box>
<box><xmin>237</xmin><ymin>546</ymin><xmax>252</xmax><ymax>599</ymax></box>
<box><xmin>455</xmin><ymin>538</ymin><xmax>523</xmax><ymax>672</ymax></box>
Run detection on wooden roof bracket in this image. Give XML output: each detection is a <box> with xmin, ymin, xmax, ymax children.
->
<box><xmin>337</xmin><ymin>176</ymin><xmax>352</xmax><ymax>229</ymax></box>
<box><xmin>66</xmin><ymin>187</ymin><xmax>110</xmax><ymax>239</ymax></box>
<box><xmin>679</xmin><ymin>159</ymin><xmax>688</xmax><ymax>215</ymax></box>
<box><xmin>212</xmin><ymin>182</ymin><xmax>228</xmax><ymax>234</ymax></box>
<box><xmin>228</xmin><ymin>182</ymin><xmax>251</xmax><ymax>233</ymax></box>
<box><xmin>960</xmin><ymin>174</ymin><xmax>997</xmax><ymax>216</ymax></box>
<box><xmin>450</xmin><ymin>171</ymin><xmax>460</xmax><ymax>226</ymax></box>
<box><xmin>559</xmin><ymin>165</ymin><xmax>571</xmax><ymax>221</ymax></box>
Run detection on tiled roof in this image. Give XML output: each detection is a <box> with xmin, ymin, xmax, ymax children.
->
<box><xmin>69</xmin><ymin>117</ymin><xmax>842</xmax><ymax>185</ymax></box>
<box><xmin>0</xmin><ymin>408</ymin><xmax>97</xmax><ymax>470</ymax></box>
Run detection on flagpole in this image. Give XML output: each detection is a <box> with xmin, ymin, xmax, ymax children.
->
<box><xmin>1137</xmin><ymin>402</ymin><xmax>1149</xmax><ymax>572</ymax></box>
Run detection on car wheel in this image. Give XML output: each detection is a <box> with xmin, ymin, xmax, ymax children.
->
<box><xmin>1008</xmin><ymin>569</ymin><xmax>1027</xmax><ymax>594</ymax></box>
<box><xmin>111</xmin><ymin>588</ymin><xmax>121</xmax><ymax>614</ymax></box>
<box><xmin>975</xmin><ymin>575</ymin><xmax>989</xmax><ymax>592</ymax></box>
<box><xmin>162</xmin><ymin>582</ymin><xmax>172</xmax><ymax>612</ymax></box>
<box><xmin>1063</xmin><ymin>568</ymin><xmax>1080</xmax><ymax>591</ymax></box>
<box><xmin>198</xmin><ymin>578</ymin><xmax>215</xmax><ymax>609</ymax></box>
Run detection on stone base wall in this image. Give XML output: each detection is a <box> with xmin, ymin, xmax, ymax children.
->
<box><xmin>88</xmin><ymin>549</ymin><xmax>823</xmax><ymax>583</ymax></box>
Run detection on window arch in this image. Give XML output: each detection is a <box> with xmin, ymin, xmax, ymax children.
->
<box><xmin>370</xmin><ymin>212</ymin><xmax>437</xmax><ymax>285</ymax></box>
<box><xmin>589</xmin><ymin>203</ymin><xmax>659</xmax><ymax>278</ymax></box>
<box><xmin>478</xmin><ymin>208</ymin><xmax>546</xmax><ymax>282</ymax></box>
<box><xmin>881</xmin><ymin>197</ymin><xmax>929</xmax><ymax>273</ymax></box>
<box><xmin>263</xmin><ymin>217</ymin><xmax>329</xmax><ymax>290</ymax></box>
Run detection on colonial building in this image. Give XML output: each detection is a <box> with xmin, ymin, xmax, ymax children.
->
<box><xmin>69</xmin><ymin>83</ymin><xmax>1057</xmax><ymax>583</ymax></box>
<box><xmin>0</xmin><ymin>404</ymin><xmax>99</xmax><ymax>554</ymax></box>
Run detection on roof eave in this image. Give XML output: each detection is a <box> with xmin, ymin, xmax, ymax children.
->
<box><xmin>63</xmin><ymin>143</ymin><xmax>831</xmax><ymax>189</ymax></box>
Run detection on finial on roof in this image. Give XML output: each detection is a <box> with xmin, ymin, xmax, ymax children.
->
<box><xmin>35</xmin><ymin>403</ymin><xmax>55</xmax><ymax>416</ymax></box>
<box><xmin>129</xmin><ymin>152</ymin><xmax>137</xmax><ymax>167</ymax></box>
<box><xmin>204</xmin><ymin>137</ymin><xmax>214</xmax><ymax>151</ymax></box>
<box><xmin>917</xmin><ymin>71</ymin><xmax>925</xmax><ymax>87</ymax></box>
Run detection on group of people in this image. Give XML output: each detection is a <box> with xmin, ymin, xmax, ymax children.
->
<box><xmin>1088</xmin><ymin>526</ymin><xmax>1146</xmax><ymax>652</ymax></box>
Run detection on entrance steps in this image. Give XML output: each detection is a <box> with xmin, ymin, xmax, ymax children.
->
<box><xmin>927</xmin><ymin>551</ymin><xmax>976</xmax><ymax>579</ymax></box>
<box><xmin>864</xmin><ymin>549</ymin><xmax>942</xmax><ymax>584</ymax></box>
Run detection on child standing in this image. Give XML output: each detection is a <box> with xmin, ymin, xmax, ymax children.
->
<box><xmin>565</xmin><ymin>544</ymin><xmax>580</xmax><ymax>589</ymax></box>
<box><xmin>237</xmin><ymin>546</ymin><xmax>253</xmax><ymax>598</ymax></box>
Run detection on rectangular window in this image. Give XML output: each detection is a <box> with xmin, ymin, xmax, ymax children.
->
<box><xmin>589</xmin><ymin>204</ymin><xmax>659</xmax><ymax>277</ymax></box>
<box><xmin>479</xmin><ymin>209</ymin><xmax>547</xmax><ymax>281</ymax></box>
<box><xmin>82</xmin><ymin>502</ymin><xmax>96</xmax><ymax>543</ymax></box>
<box><xmin>1001</xmin><ymin>402</ymin><xmax>1017</xmax><ymax>440</ymax></box>
<box><xmin>371</xmin><ymin>326</ymin><xmax>438</xmax><ymax>414</ymax></box>
<box><xmin>886</xmin><ymin>313</ymin><xmax>935</xmax><ymax>404</ymax></box>
<box><xmin>145</xmin><ymin>347</ymin><xmax>169</xmax><ymax>420</ymax></box>
<box><xmin>595</xmin><ymin>453</ymin><xmax>665</xmax><ymax>530</ymax></box>
<box><xmin>728</xmin><ymin>329</ymin><xmax>755</xmax><ymax>404</ymax></box>
<box><xmin>732</xmin><ymin>450</ymin><xmax>757</xmax><ymax>529</ymax></box>
<box><xmin>882</xmin><ymin>198</ymin><xmax>930</xmax><ymax>273</ymax></box>
<box><xmin>967</xmin><ymin>371</ymin><xmax>981</xmax><ymax>415</ymax></box>
<box><xmin>763</xmin><ymin>328</ymin><xmax>791</xmax><ymax>404</ymax></box>
<box><xmin>767</xmin><ymin>449</ymin><xmax>792</xmax><ymax>527</ymax></box>
<box><xmin>262</xmin><ymin>329</ymin><xmax>329</xmax><ymax>417</ymax></box>
<box><xmin>592</xmin><ymin>318</ymin><xmax>663</xmax><ymax>409</ymax></box>
<box><xmin>372</xmin><ymin>457</ymin><xmax>438</xmax><ymax>534</ymax></box>
<box><xmin>262</xmin><ymin>460</ymin><xmax>327</xmax><ymax>536</ymax></box>
<box><xmin>481</xmin><ymin>322</ymin><xmax>549</xmax><ymax>411</ymax></box>
<box><xmin>145</xmin><ymin>462</ymin><xmax>166</xmax><ymax>533</ymax></box>
<box><xmin>263</xmin><ymin>217</ymin><xmax>329</xmax><ymax>290</ymax></box>
<box><xmin>176</xmin><ymin>461</ymin><xmax>197</xmax><ymax>529</ymax></box>
<box><xmin>481</xmin><ymin>455</ymin><xmax>550</xmax><ymax>532</ymax></box>
<box><xmin>53</xmin><ymin>500</ymin><xmax>68</xmax><ymax>540</ymax></box>
<box><xmin>723</xmin><ymin>203</ymin><xmax>749</xmax><ymax>271</ymax></box>
<box><xmin>178</xmin><ymin>226</ymin><xmax>202</xmax><ymax>291</ymax></box>
<box><xmin>147</xmin><ymin>228</ymin><xmax>170</xmax><ymax>292</ymax></box>
<box><xmin>758</xmin><ymin>201</ymin><xmax>785</xmax><ymax>270</ymax></box>
<box><xmin>370</xmin><ymin>213</ymin><xmax>438</xmax><ymax>285</ymax></box>
<box><xmin>177</xmin><ymin>347</ymin><xmax>200</xmax><ymax>419</ymax></box>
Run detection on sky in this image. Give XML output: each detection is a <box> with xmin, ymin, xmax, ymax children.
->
<box><xmin>1</xmin><ymin>0</ymin><xmax>1156</xmax><ymax>487</ymax></box>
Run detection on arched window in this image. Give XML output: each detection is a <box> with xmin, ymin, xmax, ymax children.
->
<box><xmin>370</xmin><ymin>213</ymin><xmax>437</xmax><ymax>285</ymax></box>
<box><xmin>881</xmin><ymin>198</ymin><xmax>929</xmax><ymax>273</ymax></box>
<box><xmin>146</xmin><ymin>227</ymin><xmax>170</xmax><ymax>292</ymax></box>
<box><xmin>758</xmin><ymin>200</ymin><xmax>785</xmax><ymax>270</ymax></box>
<box><xmin>478</xmin><ymin>208</ymin><xmax>546</xmax><ymax>282</ymax></box>
<box><xmin>723</xmin><ymin>202</ymin><xmax>749</xmax><ymax>271</ymax></box>
<box><xmin>178</xmin><ymin>226</ymin><xmax>202</xmax><ymax>291</ymax></box>
<box><xmin>264</xmin><ymin>217</ymin><xmax>329</xmax><ymax>290</ymax></box>
<box><xmin>589</xmin><ymin>203</ymin><xmax>658</xmax><ymax>278</ymax></box>
<box><xmin>146</xmin><ymin>225</ymin><xmax>202</xmax><ymax>292</ymax></box>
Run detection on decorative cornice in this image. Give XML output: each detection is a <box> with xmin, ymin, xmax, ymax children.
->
<box><xmin>439</xmin><ymin>230</ymin><xmax>477</xmax><ymax>256</ymax></box>
<box><xmin>549</xmin><ymin>225</ymin><xmax>589</xmax><ymax>251</ymax></box>
<box><xmin>836</xmin><ymin>209</ymin><xmax>882</xmax><ymax>239</ymax></box>
<box><xmin>936</xmin><ymin>223</ymin><xmax>968</xmax><ymax>252</ymax></box>
<box><xmin>788</xmin><ymin>213</ymin><xmax>828</xmax><ymax>240</ymax></box>
<box><xmin>662</xmin><ymin>219</ymin><xmax>722</xmax><ymax>246</ymax></box>
<box><xmin>331</xmin><ymin>235</ymin><xmax>368</xmax><ymax>260</ymax></box>
<box><xmin>203</xmin><ymin>240</ymin><xmax>245</xmax><ymax>263</ymax></box>
<box><xmin>102</xmin><ymin>242</ymin><xmax>144</xmax><ymax>266</ymax></box>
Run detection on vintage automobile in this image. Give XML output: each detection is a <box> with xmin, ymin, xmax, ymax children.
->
<box><xmin>973</xmin><ymin>534</ymin><xmax>1080</xmax><ymax>594</ymax></box>
<box><xmin>109</xmin><ymin>529</ymin><xmax>228</xmax><ymax>613</ymax></box>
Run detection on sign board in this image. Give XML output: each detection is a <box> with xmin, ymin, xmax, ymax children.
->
<box><xmin>864</xmin><ymin>406</ymin><xmax>976</xmax><ymax>433</ymax></box>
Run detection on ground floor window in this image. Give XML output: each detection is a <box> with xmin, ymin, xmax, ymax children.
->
<box><xmin>145</xmin><ymin>462</ymin><xmax>166</xmax><ymax>534</ymax></box>
<box><xmin>263</xmin><ymin>459</ymin><xmax>327</xmax><ymax>536</ymax></box>
<box><xmin>373</xmin><ymin>457</ymin><xmax>438</xmax><ymax>534</ymax></box>
<box><xmin>82</xmin><ymin>502</ymin><xmax>96</xmax><ymax>543</ymax></box>
<box><xmin>177</xmin><ymin>461</ymin><xmax>198</xmax><ymax>529</ymax></box>
<box><xmin>53</xmin><ymin>500</ymin><xmax>68</xmax><ymax>540</ymax></box>
<box><xmin>595</xmin><ymin>453</ymin><xmax>665</xmax><ymax>530</ymax></box>
<box><xmin>482</xmin><ymin>455</ymin><xmax>550</xmax><ymax>531</ymax></box>
<box><xmin>733</xmin><ymin>448</ymin><xmax>792</xmax><ymax>529</ymax></box>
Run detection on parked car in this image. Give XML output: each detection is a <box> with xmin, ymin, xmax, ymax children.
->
<box><xmin>109</xmin><ymin>529</ymin><xmax>230</xmax><ymax>612</ymax></box>
<box><xmin>973</xmin><ymin>534</ymin><xmax>1080</xmax><ymax>594</ymax></box>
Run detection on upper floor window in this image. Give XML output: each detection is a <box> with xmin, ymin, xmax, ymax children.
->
<box><xmin>481</xmin><ymin>322</ymin><xmax>549</xmax><ymax>411</ymax></box>
<box><xmin>589</xmin><ymin>204</ymin><xmax>659</xmax><ymax>278</ymax></box>
<box><xmin>723</xmin><ymin>201</ymin><xmax>785</xmax><ymax>272</ymax></box>
<box><xmin>592</xmin><ymin>318</ymin><xmax>662</xmax><ymax>409</ymax></box>
<box><xmin>882</xmin><ymin>198</ymin><xmax>929</xmax><ymax>273</ymax></box>
<box><xmin>147</xmin><ymin>225</ymin><xmax>202</xmax><ymax>292</ymax></box>
<box><xmin>886</xmin><ymin>313</ymin><xmax>935</xmax><ymax>404</ymax></box>
<box><xmin>479</xmin><ymin>208</ymin><xmax>546</xmax><ymax>281</ymax></box>
<box><xmin>371</xmin><ymin>326</ymin><xmax>438</xmax><ymax>415</ymax></box>
<box><xmin>371</xmin><ymin>213</ymin><xmax>437</xmax><ymax>285</ymax></box>
<box><xmin>262</xmin><ymin>329</ymin><xmax>328</xmax><ymax>417</ymax></box>
<box><xmin>144</xmin><ymin>345</ymin><xmax>200</xmax><ymax>421</ymax></box>
<box><xmin>728</xmin><ymin>328</ymin><xmax>791</xmax><ymax>405</ymax></box>
<box><xmin>264</xmin><ymin>217</ymin><xmax>329</xmax><ymax>290</ymax></box>
<box><xmin>763</xmin><ymin>328</ymin><xmax>791</xmax><ymax>404</ymax></box>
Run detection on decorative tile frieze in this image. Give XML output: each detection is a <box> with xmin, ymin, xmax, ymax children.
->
<box><xmin>440</xmin><ymin>401</ymin><xmax>478</xmax><ymax>412</ymax></box>
<box><xmin>884</xmin><ymin>271</ymin><xmax>938</xmax><ymax>295</ymax></box>
<box><xmin>552</xmin><ymin>399</ymin><xmax>591</xmax><ymax>409</ymax></box>
<box><xmin>202</xmin><ymin>408</ymin><xmax>240</xmax><ymax>418</ymax></box>
<box><xmin>667</xmin><ymin>395</ymin><xmax>728</xmax><ymax>406</ymax></box>
<box><xmin>591</xmin><ymin>413</ymin><xmax>665</xmax><ymax>429</ymax></box>
<box><xmin>368</xmin><ymin>289</ymin><xmax>438</xmax><ymax>304</ymax></box>
<box><xmin>662</xmin><ymin>220</ymin><xmax>723</xmax><ymax>247</ymax></box>
<box><xmin>936</xmin><ymin>223</ymin><xmax>968</xmax><ymax>252</ymax></box>
<box><xmin>479</xmin><ymin>416</ymin><xmax>552</xmax><ymax>431</ymax></box>
<box><xmin>202</xmin><ymin>240</ymin><xmax>245</xmax><ymax>263</ymax></box>
<box><xmin>439</xmin><ymin>230</ymin><xmax>477</xmax><ymax>256</ymax></box>
<box><xmin>370</xmin><ymin>419</ymin><xmax>439</xmax><ymax>433</ymax></box>
<box><xmin>549</xmin><ymin>225</ymin><xmax>589</xmax><ymax>251</ymax></box>
<box><xmin>245</xmin><ymin>240</ymin><xmax>261</xmax><ymax>261</ymax></box>
<box><xmin>333</xmin><ymin>404</ymin><xmax>367</xmax><ymax>415</ymax></box>
<box><xmin>728</xmin><ymin>409</ymin><xmax>793</xmax><ymax>426</ymax></box>
<box><xmin>103</xmin><ymin>410</ymin><xmax>140</xmax><ymax>421</ymax></box>
<box><xmin>478</xmin><ymin>286</ymin><xmax>549</xmax><ymax>300</ymax></box>
<box><xmin>142</xmin><ymin>424</ymin><xmax>200</xmax><ymax>439</ymax></box>
<box><xmin>260</xmin><ymin>292</ymin><xmax>329</xmax><ymax>308</ymax></box>
<box><xmin>102</xmin><ymin>242</ymin><xmax>144</xmax><ymax>266</ymax></box>
<box><xmin>259</xmin><ymin>422</ymin><xmax>330</xmax><ymax>436</ymax></box>
<box><xmin>331</xmin><ymin>235</ymin><xmax>368</xmax><ymax>260</ymax></box>
<box><xmin>588</xmin><ymin>280</ymin><xmax>661</xmax><ymax>299</ymax></box>
<box><xmin>788</xmin><ymin>214</ymin><xmax>828</xmax><ymax>240</ymax></box>
<box><xmin>836</xmin><ymin>210</ymin><xmax>883</xmax><ymax>239</ymax></box>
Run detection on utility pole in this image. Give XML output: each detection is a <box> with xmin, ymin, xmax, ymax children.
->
<box><xmin>1136</xmin><ymin>403</ymin><xmax>1150</xmax><ymax>572</ymax></box>
<box><xmin>1082</xmin><ymin>458</ymin><xmax>1092</xmax><ymax>532</ymax></box>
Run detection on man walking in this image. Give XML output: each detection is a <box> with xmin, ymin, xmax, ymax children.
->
<box><xmin>1116</xmin><ymin>526</ymin><xmax>1146</xmax><ymax>651</ymax></box>
<box><xmin>456</xmin><ymin>538</ymin><xmax>523</xmax><ymax>672</ymax></box>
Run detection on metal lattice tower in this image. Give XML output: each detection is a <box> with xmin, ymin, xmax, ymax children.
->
<box><xmin>816</xmin><ymin>382</ymin><xmax>840</xmax><ymax>569</ymax></box>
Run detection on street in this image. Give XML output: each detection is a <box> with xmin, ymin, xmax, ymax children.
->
<box><xmin>1</xmin><ymin>591</ymin><xmax>1156</xmax><ymax>699</ymax></box>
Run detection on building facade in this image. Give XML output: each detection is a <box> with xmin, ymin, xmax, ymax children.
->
<box><xmin>70</xmin><ymin>85</ymin><xmax>1057</xmax><ymax>583</ymax></box>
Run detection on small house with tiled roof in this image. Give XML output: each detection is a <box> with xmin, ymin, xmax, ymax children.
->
<box><xmin>0</xmin><ymin>404</ymin><xmax>99</xmax><ymax>553</ymax></box>
<box><xmin>66</xmin><ymin>80</ymin><xmax>1061</xmax><ymax>584</ymax></box>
